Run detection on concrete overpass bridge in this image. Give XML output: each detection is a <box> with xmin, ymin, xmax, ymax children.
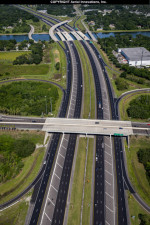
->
<box><xmin>49</xmin><ymin>20</ymin><xmax>92</xmax><ymax>41</ymax></box>
<box><xmin>0</xmin><ymin>118</ymin><xmax>149</xmax><ymax>136</ymax></box>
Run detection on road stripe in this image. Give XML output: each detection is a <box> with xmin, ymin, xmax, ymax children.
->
<box><xmin>105</xmin><ymin>151</ymin><xmax>112</xmax><ymax>156</ymax></box>
<box><xmin>59</xmin><ymin>152</ymin><xmax>65</xmax><ymax>159</ymax></box>
<box><xmin>105</xmin><ymin>220</ymin><xmax>111</xmax><ymax>225</ymax></box>
<box><xmin>105</xmin><ymin>170</ymin><xmax>112</xmax><ymax>176</ymax></box>
<box><xmin>51</xmin><ymin>184</ymin><xmax>58</xmax><ymax>192</ymax></box>
<box><xmin>54</xmin><ymin>173</ymin><xmax>60</xmax><ymax>179</ymax></box>
<box><xmin>105</xmin><ymin>192</ymin><xmax>114</xmax><ymax>199</ymax></box>
<box><xmin>45</xmin><ymin>212</ymin><xmax>52</xmax><ymax>221</ymax></box>
<box><xmin>57</xmin><ymin>162</ymin><xmax>63</xmax><ymax>169</ymax></box>
<box><xmin>105</xmin><ymin>143</ymin><xmax>111</xmax><ymax>148</ymax></box>
<box><xmin>105</xmin><ymin>180</ymin><xmax>111</xmax><ymax>185</ymax></box>
<box><xmin>48</xmin><ymin>197</ymin><xmax>55</xmax><ymax>206</ymax></box>
<box><xmin>105</xmin><ymin>205</ymin><xmax>114</xmax><ymax>213</ymax></box>
<box><xmin>105</xmin><ymin>160</ymin><xmax>112</xmax><ymax>166</ymax></box>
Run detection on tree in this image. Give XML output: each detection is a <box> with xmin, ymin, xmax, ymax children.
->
<box><xmin>55</xmin><ymin>62</ymin><xmax>60</xmax><ymax>71</ymax></box>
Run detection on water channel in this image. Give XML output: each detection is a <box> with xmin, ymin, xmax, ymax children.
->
<box><xmin>0</xmin><ymin>31</ymin><xmax>150</xmax><ymax>42</ymax></box>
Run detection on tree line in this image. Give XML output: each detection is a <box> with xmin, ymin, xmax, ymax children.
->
<box><xmin>13</xmin><ymin>42</ymin><xmax>44</xmax><ymax>65</ymax></box>
<box><xmin>127</xmin><ymin>95</ymin><xmax>150</xmax><ymax>119</ymax></box>
<box><xmin>0</xmin><ymin>134</ymin><xmax>35</xmax><ymax>182</ymax></box>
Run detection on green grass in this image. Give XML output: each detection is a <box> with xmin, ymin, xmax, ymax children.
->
<box><xmin>67</xmin><ymin>137</ymin><xmax>94</xmax><ymax>225</ymax></box>
<box><xmin>127</xmin><ymin>190</ymin><xmax>150</xmax><ymax>225</ymax></box>
<box><xmin>26</xmin><ymin>19</ymin><xmax>50</xmax><ymax>33</ymax></box>
<box><xmin>0</xmin><ymin>51</ymin><xmax>30</xmax><ymax>64</ymax></box>
<box><xmin>0</xmin><ymin>130</ymin><xmax>45</xmax><ymax>204</ymax></box>
<box><xmin>67</xmin><ymin>138</ymin><xmax>87</xmax><ymax>225</ymax></box>
<box><xmin>73</xmin><ymin>15</ymin><xmax>86</xmax><ymax>32</ymax></box>
<box><xmin>0</xmin><ymin>64</ymin><xmax>49</xmax><ymax>78</ymax></box>
<box><xmin>119</xmin><ymin>92</ymin><xmax>150</xmax><ymax>122</ymax></box>
<box><xmin>74</xmin><ymin>41</ymin><xmax>95</xmax><ymax>119</ymax></box>
<box><xmin>0</xmin><ymin>191</ymin><xmax>31</xmax><ymax>225</ymax></box>
<box><xmin>82</xmin><ymin>138</ymin><xmax>94</xmax><ymax>225</ymax></box>
<box><xmin>125</xmin><ymin>136</ymin><xmax>150</xmax><ymax>206</ymax></box>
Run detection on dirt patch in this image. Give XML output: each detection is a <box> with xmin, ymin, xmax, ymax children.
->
<box><xmin>112</xmin><ymin>73</ymin><xmax>117</xmax><ymax>80</ymax></box>
<box><xmin>54</xmin><ymin>74</ymin><xmax>62</xmax><ymax>79</ymax></box>
<box><xmin>54</xmin><ymin>49</ymin><xmax>60</xmax><ymax>63</ymax></box>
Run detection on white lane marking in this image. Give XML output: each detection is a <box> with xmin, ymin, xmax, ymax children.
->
<box><xmin>54</xmin><ymin>173</ymin><xmax>60</xmax><ymax>180</ymax></box>
<box><xmin>59</xmin><ymin>152</ymin><xmax>65</xmax><ymax>159</ymax></box>
<box><xmin>105</xmin><ymin>143</ymin><xmax>111</xmax><ymax>148</ymax></box>
<box><xmin>64</xmin><ymin>138</ymin><xmax>68</xmax><ymax>142</ymax></box>
<box><xmin>105</xmin><ymin>151</ymin><xmax>112</xmax><ymax>156</ymax></box>
<box><xmin>105</xmin><ymin>160</ymin><xmax>112</xmax><ymax>166</ymax></box>
<box><xmin>45</xmin><ymin>212</ymin><xmax>52</xmax><ymax>221</ymax></box>
<box><xmin>57</xmin><ymin>162</ymin><xmax>63</xmax><ymax>169</ymax></box>
<box><xmin>105</xmin><ymin>180</ymin><xmax>111</xmax><ymax>186</ymax></box>
<box><xmin>105</xmin><ymin>220</ymin><xmax>111</xmax><ymax>225</ymax></box>
<box><xmin>105</xmin><ymin>170</ymin><xmax>112</xmax><ymax>176</ymax></box>
<box><xmin>51</xmin><ymin>184</ymin><xmax>58</xmax><ymax>192</ymax></box>
<box><xmin>0</xmin><ymin>200</ymin><xmax>20</xmax><ymax>212</ymax></box>
<box><xmin>48</xmin><ymin>197</ymin><xmax>55</xmax><ymax>206</ymax></box>
<box><xmin>62</xmin><ymin>145</ymin><xmax>66</xmax><ymax>149</ymax></box>
<box><xmin>105</xmin><ymin>205</ymin><xmax>114</xmax><ymax>213</ymax></box>
<box><xmin>105</xmin><ymin>192</ymin><xmax>114</xmax><ymax>199</ymax></box>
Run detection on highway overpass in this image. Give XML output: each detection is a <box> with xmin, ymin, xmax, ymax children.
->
<box><xmin>0</xmin><ymin>118</ymin><xmax>149</xmax><ymax>136</ymax></box>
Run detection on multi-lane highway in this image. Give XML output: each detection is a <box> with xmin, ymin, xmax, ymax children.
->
<box><xmin>1</xmin><ymin>5</ymin><xmax>150</xmax><ymax>225</ymax></box>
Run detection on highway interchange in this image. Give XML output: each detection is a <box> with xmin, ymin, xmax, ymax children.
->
<box><xmin>0</xmin><ymin>5</ymin><xmax>150</xmax><ymax>225</ymax></box>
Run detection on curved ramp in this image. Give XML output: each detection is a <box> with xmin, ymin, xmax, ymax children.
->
<box><xmin>49</xmin><ymin>20</ymin><xmax>72</xmax><ymax>42</ymax></box>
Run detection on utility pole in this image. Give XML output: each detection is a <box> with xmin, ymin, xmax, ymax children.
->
<box><xmin>50</xmin><ymin>97</ymin><xmax>52</xmax><ymax>114</ymax></box>
<box><xmin>45</xmin><ymin>96</ymin><xmax>47</xmax><ymax>115</ymax></box>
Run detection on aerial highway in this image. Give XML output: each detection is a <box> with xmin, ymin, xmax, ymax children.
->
<box><xmin>1</xmin><ymin>5</ymin><xmax>149</xmax><ymax>225</ymax></box>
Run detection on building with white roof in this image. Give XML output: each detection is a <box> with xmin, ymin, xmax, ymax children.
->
<box><xmin>118</xmin><ymin>47</ymin><xmax>150</xmax><ymax>67</ymax></box>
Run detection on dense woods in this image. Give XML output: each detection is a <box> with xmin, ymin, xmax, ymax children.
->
<box><xmin>83</xmin><ymin>5</ymin><xmax>150</xmax><ymax>31</ymax></box>
<box><xmin>0</xmin><ymin>81</ymin><xmax>59</xmax><ymax>116</ymax></box>
<box><xmin>127</xmin><ymin>95</ymin><xmax>150</xmax><ymax>119</ymax></box>
<box><xmin>36</xmin><ymin>4</ymin><xmax>75</xmax><ymax>17</ymax></box>
<box><xmin>0</xmin><ymin>134</ymin><xmax>35</xmax><ymax>182</ymax></box>
<box><xmin>0</xmin><ymin>5</ymin><xmax>38</xmax><ymax>34</ymax></box>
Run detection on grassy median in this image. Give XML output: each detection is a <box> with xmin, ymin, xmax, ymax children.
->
<box><xmin>74</xmin><ymin>41</ymin><xmax>95</xmax><ymax>119</ymax></box>
<box><xmin>67</xmin><ymin>138</ymin><xmax>94</xmax><ymax>225</ymax></box>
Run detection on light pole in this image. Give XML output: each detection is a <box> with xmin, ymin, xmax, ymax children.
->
<box><xmin>50</xmin><ymin>97</ymin><xmax>53</xmax><ymax>114</ymax></box>
<box><xmin>45</xmin><ymin>96</ymin><xmax>47</xmax><ymax>115</ymax></box>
